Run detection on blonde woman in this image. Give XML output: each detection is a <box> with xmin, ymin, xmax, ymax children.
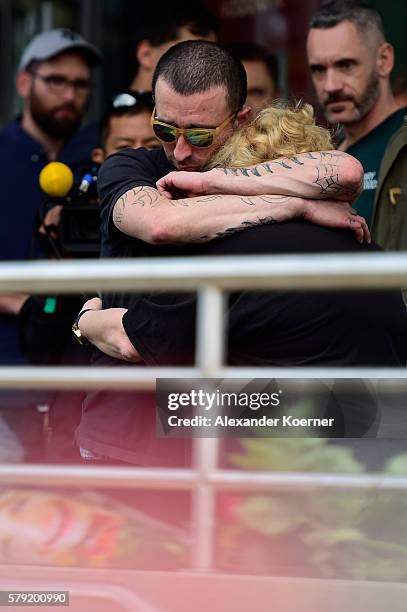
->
<box><xmin>207</xmin><ymin>101</ymin><xmax>334</xmax><ymax>169</ymax></box>
<box><xmin>156</xmin><ymin>101</ymin><xmax>367</xmax><ymax>240</ymax></box>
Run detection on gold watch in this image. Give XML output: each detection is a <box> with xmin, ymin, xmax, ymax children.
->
<box><xmin>72</xmin><ymin>308</ymin><xmax>93</xmax><ymax>345</ymax></box>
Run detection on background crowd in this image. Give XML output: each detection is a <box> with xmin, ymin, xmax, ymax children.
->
<box><xmin>0</xmin><ymin>0</ymin><xmax>406</xmax><ymax>471</ymax></box>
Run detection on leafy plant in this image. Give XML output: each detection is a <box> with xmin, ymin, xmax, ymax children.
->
<box><xmin>216</xmin><ymin>437</ymin><xmax>407</xmax><ymax>580</ymax></box>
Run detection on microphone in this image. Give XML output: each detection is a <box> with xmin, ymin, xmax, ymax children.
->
<box><xmin>78</xmin><ymin>168</ymin><xmax>98</xmax><ymax>195</ymax></box>
<box><xmin>39</xmin><ymin>162</ymin><xmax>74</xmax><ymax>198</ymax></box>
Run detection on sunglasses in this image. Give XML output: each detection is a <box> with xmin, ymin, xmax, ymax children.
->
<box><xmin>150</xmin><ymin>108</ymin><xmax>237</xmax><ymax>148</ymax></box>
<box><xmin>111</xmin><ymin>90</ymin><xmax>154</xmax><ymax>110</ymax></box>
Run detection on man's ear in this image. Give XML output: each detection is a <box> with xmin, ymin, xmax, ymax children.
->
<box><xmin>91</xmin><ymin>148</ymin><xmax>105</xmax><ymax>164</ymax></box>
<box><xmin>16</xmin><ymin>71</ymin><xmax>32</xmax><ymax>98</ymax></box>
<box><xmin>235</xmin><ymin>106</ymin><xmax>252</xmax><ymax>127</ymax></box>
<box><xmin>136</xmin><ymin>40</ymin><xmax>156</xmax><ymax>70</ymax></box>
<box><xmin>377</xmin><ymin>42</ymin><xmax>394</xmax><ymax>78</ymax></box>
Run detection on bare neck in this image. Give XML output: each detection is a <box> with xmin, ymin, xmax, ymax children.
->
<box><xmin>341</xmin><ymin>90</ymin><xmax>399</xmax><ymax>150</ymax></box>
<box><xmin>21</xmin><ymin>110</ymin><xmax>64</xmax><ymax>161</ymax></box>
<box><xmin>129</xmin><ymin>69</ymin><xmax>152</xmax><ymax>92</ymax></box>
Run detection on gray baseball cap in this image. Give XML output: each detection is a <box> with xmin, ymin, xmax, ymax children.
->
<box><xmin>18</xmin><ymin>28</ymin><xmax>103</xmax><ymax>71</ymax></box>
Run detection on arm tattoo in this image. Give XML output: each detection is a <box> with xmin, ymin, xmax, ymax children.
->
<box><xmin>112</xmin><ymin>195</ymin><xmax>125</xmax><ymax>227</ymax></box>
<box><xmin>130</xmin><ymin>186</ymin><xmax>160</xmax><ymax>207</ymax></box>
<box><xmin>313</xmin><ymin>163</ymin><xmax>358</xmax><ymax>199</ymax></box>
<box><xmin>113</xmin><ymin>187</ymin><xmax>160</xmax><ymax>227</ymax></box>
<box><xmin>113</xmin><ymin>187</ymin><xmax>225</xmax><ymax>228</ymax></box>
<box><xmin>214</xmin><ymin>216</ymin><xmax>276</xmax><ymax>239</ymax></box>
<box><xmin>195</xmin><ymin>195</ymin><xmax>223</xmax><ymax>203</ymax></box>
<box><xmin>221</xmin><ymin>150</ymin><xmax>360</xmax><ymax>199</ymax></box>
<box><xmin>235</xmin><ymin>194</ymin><xmax>290</xmax><ymax>206</ymax></box>
<box><xmin>256</xmin><ymin>195</ymin><xmax>291</xmax><ymax>204</ymax></box>
<box><xmin>175</xmin><ymin>194</ymin><xmax>223</xmax><ymax>207</ymax></box>
<box><xmin>310</xmin><ymin>152</ymin><xmax>361</xmax><ymax>198</ymax></box>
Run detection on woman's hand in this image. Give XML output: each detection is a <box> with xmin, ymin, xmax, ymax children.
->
<box><xmin>303</xmin><ymin>199</ymin><xmax>371</xmax><ymax>243</ymax></box>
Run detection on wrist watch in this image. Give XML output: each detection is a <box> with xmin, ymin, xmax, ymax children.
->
<box><xmin>72</xmin><ymin>308</ymin><xmax>93</xmax><ymax>345</ymax></box>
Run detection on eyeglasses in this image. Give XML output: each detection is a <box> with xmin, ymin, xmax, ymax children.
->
<box><xmin>150</xmin><ymin>109</ymin><xmax>237</xmax><ymax>148</ymax></box>
<box><xmin>111</xmin><ymin>90</ymin><xmax>154</xmax><ymax>110</ymax></box>
<box><xmin>29</xmin><ymin>71</ymin><xmax>92</xmax><ymax>95</ymax></box>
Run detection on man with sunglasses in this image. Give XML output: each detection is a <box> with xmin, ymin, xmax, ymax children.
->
<box><xmin>0</xmin><ymin>29</ymin><xmax>101</xmax><ymax>459</ymax></box>
<box><xmin>103</xmin><ymin>40</ymin><xmax>366</xmax><ymax>249</ymax></box>
<box><xmin>72</xmin><ymin>41</ymin><xmax>382</xmax><ymax>466</ymax></box>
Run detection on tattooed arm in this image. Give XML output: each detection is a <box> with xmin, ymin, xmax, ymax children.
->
<box><xmin>157</xmin><ymin>151</ymin><xmax>364</xmax><ymax>203</ymax></box>
<box><xmin>113</xmin><ymin>187</ymin><xmax>307</xmax><ymax>243</ymax></box>
<box><xmin>112</xmin><ymin>186</ymin><xmax>368</xmax><ymax>244</ymax></box>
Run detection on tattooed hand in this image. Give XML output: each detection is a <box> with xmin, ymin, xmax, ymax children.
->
<box><xmin>303</xmin><ymin>199</ymin><xmax>370</xmax><ymax>243</ymax></box>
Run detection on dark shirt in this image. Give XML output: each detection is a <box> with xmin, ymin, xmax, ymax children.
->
<box><xmin>122</xmin><ymin>222</ymin><xmax>407</xmax><ymax>368</ymax></box>
<box><xmin>347</xmin><ymin>107</ymin><xmax>407</xmax><ymax>226</ymax></box>
<box><xmin>99</xmin><ymin>146</ymin><xmax>175</xmax><ymax>263</ymax></box>
<box><xmin>76</xmin><ymin>147</ymin><xmax>407</xmax><ymax>463</ymax></box>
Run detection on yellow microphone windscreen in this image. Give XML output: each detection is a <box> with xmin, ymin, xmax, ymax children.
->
<box><xmin>39</xmin><ymin>162</ymin><xmax>74</xmax><ymax>198</ymax></box>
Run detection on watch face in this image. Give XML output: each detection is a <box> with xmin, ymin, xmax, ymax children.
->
<box><xmin>72</xmin><ymin>325</ymin><xmax>85</xmax><ymax>345</ymax></box>
<box><xmin>72</xmin><ymin>309</ymin><xmax>92</xmax><ymax>345</ymax></box>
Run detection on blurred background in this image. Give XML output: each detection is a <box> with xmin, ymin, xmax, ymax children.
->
<box><xmin>1</xmin><ymin>0</ymin><xmax>406</xmax><ymax>126</ymax></box>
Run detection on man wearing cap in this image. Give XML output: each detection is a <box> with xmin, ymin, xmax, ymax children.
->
<box><xmin>0</xmin><ymin>29</ymin><xmax>101</xmax><ymax>460</ymax></box>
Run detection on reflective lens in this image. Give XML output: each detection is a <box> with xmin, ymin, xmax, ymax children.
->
<box><xmin>151</xmin><ymin>110</ymin><xmax>237</xmax><ymax>148</ymax></box>
<box><xmin>152</xmin><ymin>122</ymin><xmax>214</xmax><ymax>147</ymax></box>
<box><xmin>152</xmin><ymin>122</ymin><xmax>177</xmax><ymax>143</ymax></box>
<box><xmin>186</xmin><ymin>131</ymin><xmax>214</xmax><ymax>147</ymax></box>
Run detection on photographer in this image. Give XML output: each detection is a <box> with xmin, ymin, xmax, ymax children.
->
<box><xmin>0</xmin><ymin>29</ymin><xmax>101</xmax><ymax>366</ymax></box>
<box><xmin>25</xmin><ymin>90</ymin><xmax>159</xmax><ymax>364</ymax></box>
<box><xmin>39</xmin><ymin>89</ymin><xmax>158</xmax><ymax>243</ymax></box>
<box><xmin>0</xmin><ymin>29</ymin><xmax>101</xmax><ymax>461</ymax></box>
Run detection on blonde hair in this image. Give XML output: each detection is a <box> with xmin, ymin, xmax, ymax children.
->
<box><xmin>208</xmin><ymin>102</ymin><xmax>334</xmax><ymax>169</ymax></box>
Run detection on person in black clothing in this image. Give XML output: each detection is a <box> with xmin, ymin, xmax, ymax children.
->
<box><xmin>71</xmin><ymin>41</ymin><xmax>406</xmax><ymax>464</ymax></box>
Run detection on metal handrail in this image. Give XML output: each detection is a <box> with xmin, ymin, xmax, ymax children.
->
<box><xmin>0</xmin><ymin>254</ymin><xmax>406</xmax><ymax>570</ymax></box>
<box><xmin>0</xmin><ymin>252</ymin><xmax>407</xmax><ymax>293</ymax></box>
<box><xmin>0</xmin><ymin>366</ymin><xmax>405</xmax><ymax>389</ymax></box>
<box><xmin>0</xmin><ymin>464</ymin><xmax>406</xmax><ymax>491</ymax></box>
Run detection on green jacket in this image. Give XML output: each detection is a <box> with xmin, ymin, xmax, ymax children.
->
<box><xmin>372</xmin><ymin>114</ymin><xmax>407</xmax><ymax>250</ymax></box>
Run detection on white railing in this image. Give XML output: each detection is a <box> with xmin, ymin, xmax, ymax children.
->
<box><xmin>0</xmin><ymin>253</ymin><xmax>407</xmax><ymax>570</ymax></box>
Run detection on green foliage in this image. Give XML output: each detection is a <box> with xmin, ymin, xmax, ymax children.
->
<box><xmin>229</xmin><ymin>437</ymin><xmax>364</xmax><ymax>473</ymax></box>
<box><xmin>384</xmin><ymin>453</ymin><xmax>407</xmax><ymax>475</ymax></box>
<box><xmin>217</xmin><ymin>437</ymin><xmax>407</xmax><ymax>580</ymax></box>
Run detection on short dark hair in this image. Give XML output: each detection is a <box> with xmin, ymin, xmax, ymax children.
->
<box><xmin>134</xmin><ymin>2</ymin><xmax>218</xmax><ymax>46</ymax></box>
<box><xmin>310</xmin><ymin>1</ymin><xmax>386</xmax><ymax>40</ymax></box>
<box><xmin>133</xmin><ymin>2</ymin><xmax>219</xmax><ymax>74</ymax></box>
<box><xmin>152</xmin><ymin>40</ymin><xmax>247</xmax><ymax>113</ymax></box>
<box><xmin>99</xmin><ymin>91</ymin><xmax>154</xmax><ymax>149</ymax></box>
<box><xmin>225</xmin><ymin>42</ymin><xmax>279</xmax><ymax>87</ymax></box>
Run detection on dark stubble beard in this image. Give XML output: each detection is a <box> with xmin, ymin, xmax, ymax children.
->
<box><xmin>29</xmin><ymin>86</ymin><xmax>85</xmax><ymax>140</ymax></box>
<box><xmin>324</xmin><ymin>69</ymin><xmax>380</xmax><ymax>125</ymax></box>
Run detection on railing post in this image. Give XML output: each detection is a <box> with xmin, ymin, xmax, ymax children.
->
<box><xmin>192</xmin><ymin>285</ymin><xmax>226</xmax><ymax>571</ymax></box>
